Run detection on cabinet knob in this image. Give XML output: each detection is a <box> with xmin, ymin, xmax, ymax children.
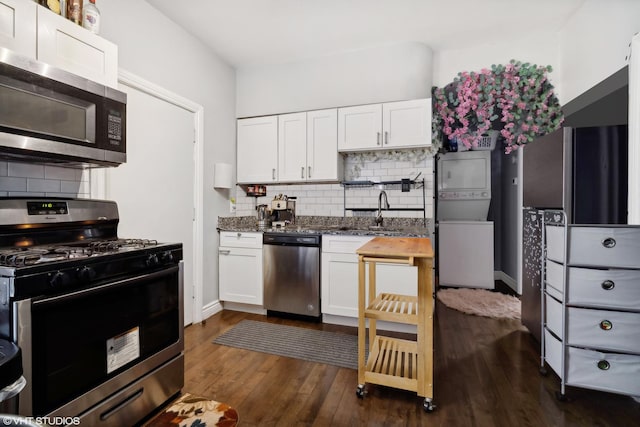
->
<box><xmin>601</xmin><ymin>237</ymin><xmax>616</xmax><ymax>248</ymax></box>
<box><xmin>219</xmin><ymin>249</ymin><xmax>231</xmax><ymax>255</ymax></box>
<box><xmin>377</xmin><ymin>132</ymin><xmax>381</xmax><ymax>145</ymax></box>
<box><xmin>601</xmin><ymin>280</ymin><xmax>615</xmax><ymax>290</ymax></box>
<box><xmin>599</xmin><ymin>320</ymin><xmax>613</xmax><ymax>331</ymax></box>
<box><xmin>308</xmin><ymin>166</ymin><xmax>311</xmax><ymax>178</ymax></box>
<box><xmin>384</xmin><ymin>131</ymin><xmax>389</xmax><ymax>144</ymax></box>
<box><xmin>301</xmin><ymin>167</ymin><xmax>305</xmax><ymax>179</ymax></box>
<box><xmin>597</xmin><ymin>360</ymin><xmax>610</xmax><ymax>370</ymax></box>
<box><xmin>272</xmin><ymin>168</ymin><xmax>276</xmax><ymax>180</ymax></box>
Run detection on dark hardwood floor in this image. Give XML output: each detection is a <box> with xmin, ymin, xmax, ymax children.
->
<box><xmin>183</xmin><ymin>303</ymin><xmax>640</xmax><ymax>426</ymax></box>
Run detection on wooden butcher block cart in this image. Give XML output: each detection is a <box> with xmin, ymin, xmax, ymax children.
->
<box><xmin>355</xmin><ymin>236</ymin><xmax>435</xmax><ymax>411</ymax></box>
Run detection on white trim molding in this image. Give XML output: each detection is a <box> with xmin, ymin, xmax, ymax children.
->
<box><xmin>629</xmin><ymin>33</ymin><xmax>640</xmax><ymax>224</ymax></box>
<box><xmin>96</xmin><ymin>68</ymin><xmax>206</xmax><ymax>325</ymax></box>
<box><xmin>202</xmin><ymin>300</ymin><xmax>225</xmax><ymax>321</ymax></box>
<box><xmin>495</xmin><ymin>270</ymin><xmax>518</xmax><ymax>294</ymax></box>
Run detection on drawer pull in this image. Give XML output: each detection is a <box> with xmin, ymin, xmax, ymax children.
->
<box><xmin>219</xmin><ymin>249</ymin><xmax>231</xmax><ymax>255</ymax></box>
<box><xmin>599</xmin><ymin>320</ymin><xmax>613</xmax><ymax>331</ymax></box>
<box><xmin>597</xmin><ymin>360</ymin><xmax>610</xmax><ymax>371</ymax></box>
<box><xmin>601</xmin><ymin>237</ymin><xmax>616</xmax><ymax>248</ymax></box>
<box><xmin>601</xmin><ymin>280</ymin><xmax>615</xmax><ymax>290</ymax></box>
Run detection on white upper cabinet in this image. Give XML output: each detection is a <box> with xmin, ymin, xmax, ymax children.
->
<box><xmin>276</xmin><ymin>109</ymin><xmax>342</xmax><ymax>183</ymax></box>
<box><xmin>307</xmin><ymin>108</ymin><xmax>341</xmax><ymax>181</ymax></box>
<box><xmin>277</xmin><ymin>112</ymin><xmax>307</xmax><ymax>182</ymax></box>
<box><xmin>0</xmin><ymin>2</ymin><xmax>118</xmax><ymax>88</ymax></box>
<box><xmin>338</xmin><ymin>98</ymin><xmax>431</xmax><ymax>151</ymax></box>
<box><xmin>382</xmin><ymin>98</ymin><xmax>432</xmax><ymax>148</ymax></box>
<box><xmin>0</xmin><ymin>0</ymin><xmax>36</xmax><ymax>57</ymax></box>
<box><xmin>37</xmin><ymin>7</ymin><xmax>118</xmax><ymax>88</ymax></box>
<box><xmin>237</xmin><ymin>116</ymin><xmax>278</xmax><ymax>184</ymax></box>
<box><xmin>337</xmin><ymin>103</ymin><xmax>383</xmax><ymax>151</ymax></box>
<box><xmin>239</xmin><ymin>109</ymin><xmax>342</xmax><ymax>184</ymax></box>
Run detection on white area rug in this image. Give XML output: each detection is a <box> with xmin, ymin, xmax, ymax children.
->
<box><xmin>437</xmin><ymin>288</ymin><xmax>521</xmax><ymax>319</ymax></box>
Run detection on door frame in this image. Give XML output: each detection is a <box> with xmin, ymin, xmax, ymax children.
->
<box><xmin>91</xmin><ymin>69</ymin><xmax>204</xmax><ymax>325</ymax></box>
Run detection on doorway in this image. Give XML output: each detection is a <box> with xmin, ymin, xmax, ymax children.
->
<box><xmin>94</xmin><ymin>71</ymin><xmax>203</xmax><ymax>326</ymax></box>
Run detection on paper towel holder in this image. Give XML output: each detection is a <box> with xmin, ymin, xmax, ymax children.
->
<box><xmin>214</xmin><ymin>163</ymin><xmax>232</xmax><ymax>189</ymax></box>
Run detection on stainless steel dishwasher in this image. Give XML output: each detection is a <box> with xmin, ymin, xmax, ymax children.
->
<box><xmin>263</xmin><ymin>232</ymin><xmax>321</xmax><ymax>319</ymax></box>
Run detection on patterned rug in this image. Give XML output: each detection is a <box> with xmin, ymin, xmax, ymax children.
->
<box><xmin>145</xmin><ymin>393</ymin><xmax>238</xmax><ymax>427</ymax></box>
<box><xmin>437</xmin><ymin>288</ymin><xmax>521</xmax><ymax>319</ymax></box>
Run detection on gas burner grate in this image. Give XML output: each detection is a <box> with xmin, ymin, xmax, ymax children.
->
<box><xmin>0</xmin><ymin>239</ymin><xmax>161</xmax><ymax>267</ymax></box>
<box><xmin>0</xmin><ymin>248</ymin><xmax>49</xmax><ymax>267</ymax></box>
<box><xmin>0</xmin><ymin>246</ymin><xmax>100</xmax><ymax>266</ymax></box>
<box><xmin>88</xmin><ymin>239</ymin><xmax>158</xmax><ymax>252</ymax></box>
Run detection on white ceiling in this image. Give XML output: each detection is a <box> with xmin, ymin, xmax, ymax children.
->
<box><xmin>147</xmin><ymin>0</ymin><xmax>586</xmax><ymax>68</ymax></box>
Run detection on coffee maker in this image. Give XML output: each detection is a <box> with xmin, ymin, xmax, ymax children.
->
<box><xmin>271</xmin><ymin>195</ymin><xmax>296</xmax><ymax>227</ymax></box>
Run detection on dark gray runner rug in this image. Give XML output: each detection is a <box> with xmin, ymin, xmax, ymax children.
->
<box><xmin>213</xmin><ymin>320</ymin><xmax>365</xmax><ymax>370</ymax></box>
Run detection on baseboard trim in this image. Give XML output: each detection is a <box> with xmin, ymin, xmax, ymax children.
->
<box><xmin>494</xmin><ymin>271</ymin><xmax>517</xmax><ymax>292</ymax></box>
<box><xmin>220</xmin><ymin>301</ymin><xmax>267</xmax><ymax>316</ymax></box>
<box><xmin>201</xmin><ymin>300</ymin><xmax>223</xmax><ymax>321</ymax></box>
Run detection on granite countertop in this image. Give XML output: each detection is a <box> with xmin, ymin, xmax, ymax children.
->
<box><xmin>217</xmin><ymin>216</ymin><xmax>431</xmax><ymax>237</ymax></box>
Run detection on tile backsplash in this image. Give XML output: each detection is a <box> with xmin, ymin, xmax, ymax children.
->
<box><xmin>0</xmin><ymin>161</ymin><xmax>90</xmax><ymax>198</ymax></box>
<box><xmin>234</xmin><ymin>152</ymin><xmax>434</xmax><ymax>219</ymax></box>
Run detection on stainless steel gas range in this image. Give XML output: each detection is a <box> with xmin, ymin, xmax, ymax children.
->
<box><xmin>0</xmin><ymin>198</ymin><xmax>184</xmax><ymax>426</ymax></box>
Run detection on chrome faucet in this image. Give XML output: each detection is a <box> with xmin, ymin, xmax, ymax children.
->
<box><xmin>375</xmin><ymin>190</ymin><xmax>390</xmax><ymax>226</ymax></box>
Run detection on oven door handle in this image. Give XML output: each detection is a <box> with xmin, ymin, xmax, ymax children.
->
<box><xmin>32</xmin><ymin>266</ymin><xmax>179</xmax><ymax>308</ymax></box>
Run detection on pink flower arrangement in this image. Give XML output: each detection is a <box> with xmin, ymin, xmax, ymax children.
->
<box><xmin>432</xmin><ymin>60</ymin><xmax>564</xmax><ymax>154</ymax></box>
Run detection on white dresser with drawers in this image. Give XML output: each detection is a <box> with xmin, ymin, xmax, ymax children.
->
<box><xmin>542</xmin><ymin>210</ymin><xmax>640</xmax><ymax>399</ymax></box>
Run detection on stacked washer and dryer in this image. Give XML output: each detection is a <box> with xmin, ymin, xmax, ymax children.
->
<box><xmin>436</xmin><ymin>150</ymin><xmax>495</xmax><ymax>289</ymax></box>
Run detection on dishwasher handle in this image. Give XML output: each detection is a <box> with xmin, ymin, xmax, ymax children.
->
<box><xmin>263</xmin><ymin>233</ymin><xmax>321</xmax><ymax>246</ymax></box>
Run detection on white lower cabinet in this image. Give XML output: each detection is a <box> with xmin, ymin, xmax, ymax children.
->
<box><xmin>543</xmin><ymin>213</ymin><xmax>640</xmax><ymax>399</ymax></box>
<box><xmin>218</xmin><ymin>232</ymin><xmax>263</xmax><ymax>306</ymax></box>
<box><xmin>321</xmin><ymin>235</ymin><xmax>417</xmax><ymax>318</ymax></box>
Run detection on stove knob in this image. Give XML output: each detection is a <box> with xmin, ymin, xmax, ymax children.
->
<box><xmin>146</xmin><ymin>254</ymin><xmax>160</xmax><ymax>267</ymax></box>
<box><xmin>161</xmin><ymin>251</ymin><xmax>174</xmax><ymax>264</ymax></box>
<box><xmin>77</xmin><ymin>266</ymin><xmax>96</xmax><ymax>282</ymax></box>
<box><xmin>49</xmin><ymin>271</ymin><xmax>71</xmax><ymax>289</ymax></box>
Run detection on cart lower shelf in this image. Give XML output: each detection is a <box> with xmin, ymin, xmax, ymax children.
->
<box><xmin>362</xmin><ymin>335</ymin><xmax>419</xmax><ymax>393</ymax></box>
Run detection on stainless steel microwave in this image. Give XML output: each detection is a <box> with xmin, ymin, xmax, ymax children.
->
<box><xmin>0</xmin><ymin>47</ymin><xmax>126</xmax><ymax>167</ymax></box>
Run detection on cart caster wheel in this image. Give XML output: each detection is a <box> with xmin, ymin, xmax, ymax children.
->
<box><xmin>555</xmin><ymin>391</ymin><xmax>568</xmax><ymax>402</ymax></box>
<box><xmin>423</xmin><ymin>398</ymin><xmax>436</xmax><ymax>412</ymax></box>
<box><xmin>356</xmin><ymin>385</ymin><xmax>365</xmax><ymax>398</ymax></box>
<box><xmin>539</xmin><ymin>366</ymin><xmax>548</xmax><ymax>376</ymax></box>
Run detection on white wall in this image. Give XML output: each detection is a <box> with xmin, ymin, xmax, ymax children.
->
<box><xmin>433</xmin><ymin>1</ymin><xmax>640</xmax><ymax>106</ymax></box>
<box><xmin>433</xmin><ymin>32</ymin><xmax>561</xmax><ymax>95</ymax></box>
<box><xmin>559</xmin><ymin>0</ymin><xmax>640</xmax><ymax>105</ymax></box>
<box><xmin>236</xmin><ymin>42</ymin><xmax>433</xmax><ymax>117</ymax></box>
<box><xmin>97</xmin><ymin>0</ymin><xmax>236</xmax><ymax>308</ymax></box>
